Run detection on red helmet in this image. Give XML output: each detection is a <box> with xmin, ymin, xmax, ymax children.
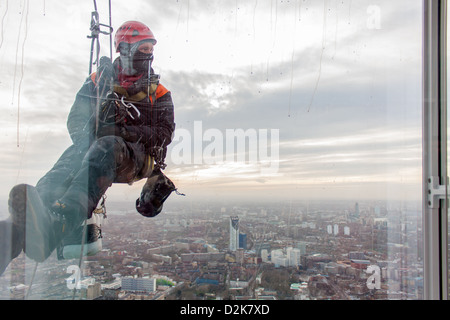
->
<box><xmin>114</xmin><ymin>21</ymin><xmax>157</xmax><ymax>52</ymax></box>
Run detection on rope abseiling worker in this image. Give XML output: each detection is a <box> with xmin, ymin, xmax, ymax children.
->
<box><xmin>0</xmin><ymin>21</ymin><xmax>178</xmax><ymax>275</ymax></box>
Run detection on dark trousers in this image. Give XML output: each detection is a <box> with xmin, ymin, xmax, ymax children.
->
<box><xmin>36</xmin><ymin>135</ymin><xmax>150</xmax><ymax>231</ymax></box>
<box><xmin>0</xmin><ymin>136</ymin><xmax>151</xmax><ymax>274</ymax></box>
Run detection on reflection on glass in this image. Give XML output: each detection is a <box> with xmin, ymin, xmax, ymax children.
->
<box><xmin>0</xmin><ymin>0</ymin><xmax>423</xmax><ymax>300</ymax></box>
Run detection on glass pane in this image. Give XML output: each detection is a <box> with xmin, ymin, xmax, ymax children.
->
<box><xmin>0</xmin><ymin>0</ymin><xmax>423</xmax><ymax>300</ymax></box>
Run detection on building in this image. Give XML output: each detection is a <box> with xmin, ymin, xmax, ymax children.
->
<box><xmin>121</xmin><ymin>277</ymin><xmax>156</xmax><ymax>293</ymax></box>
<box><xmin>151</xmin><ymin>254</ymin><xmax>172</xmax><ymax>264</ymax></box>
<box><xmin>350</xmin><ymin>259</ymin><xmax>371</xmax><ymax>270</ymax></box>
<box><xmin>239</xmin><ymin>233</ymin><xmax>247</xmax><ymax>250</ymax></box>
<box><xmin>230</xmin><ymin>216</ymin><xmax>239</xmax><ymax>251</ymax></box>
<box><xmin>86</xmin><ymin>282</ymin><xmax>102</xmax><ymax>300</ymax></box>
<box><xmin>236</xmin><ymin>248</ymin><xmax>245</xmax><ymax>264</ymax></box>
<box><xmin>271</xmin><ymin>249</ymin><xmax>289</xmax><ymax>267</ymax></box>
<box><xmin>261</xmin><ymin>249</ymin><xmax>269</xmax><ymax>262</ymax></box>
<box><xmin>287</xmin><ymin>247</ymin><xmax>301</xmax><ymax>267</ymax></box>
<box><xmin>349</xmin><ymin>252</ymin><xmax>366</xmax><ymax>260</ymax></box>
<box><xmin>180</xmin><ymin>252</ymin><xmax>225</xmax><ymax>263</ymax></box>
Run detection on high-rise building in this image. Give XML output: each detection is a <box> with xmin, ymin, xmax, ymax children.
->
<box><xmin>334</xmin><ymin>224</ymin><xmax>339</xmax><ymax>236</ymax></box>
<box><xmin>239</xmin><ymin>233</ymin><xmax>247</xmax><ymax>250</ymax></box>
<box><xmin>230</xmin><ymin>216</ymin><xmax>239</xmax><ymax>251</ymax></box>
<box><xmin>287</xmin><ymin>247</ymin><xmax>301</xmax><ymax>267</ymax></box>
<box><xmin>271</xmin><ymin>249</ymin><xmax>288</xmax><ymax>267</ymax></box>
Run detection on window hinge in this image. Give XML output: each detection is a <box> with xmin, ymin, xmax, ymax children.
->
<box><xmin>427</xmin><ymin>176</ymin><xmax>448</xmax><ymax>209</ymax></box>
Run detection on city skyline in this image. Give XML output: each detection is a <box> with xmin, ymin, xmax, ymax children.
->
<box><xmin>0</xmin><ymin>199</ymin><xmax>422</xmax><ymax>300</ymax></box>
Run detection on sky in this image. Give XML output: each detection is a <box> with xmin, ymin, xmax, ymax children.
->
<box><xmin>0</xmin><ymin>0</ymin><xmax>424</xmax><ymax>217</ymax></box>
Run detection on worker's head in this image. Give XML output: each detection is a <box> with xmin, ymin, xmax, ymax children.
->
<box><xmin>115</xmin><ymin>21</ymin><xmax>157</xmax><ymax>76</ymax></box>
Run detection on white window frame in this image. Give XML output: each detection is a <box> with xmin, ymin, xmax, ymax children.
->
<box><xmin>423</xmin><ymin>0</ymin><xmax>448</xmax><ymax>300</ymax></box>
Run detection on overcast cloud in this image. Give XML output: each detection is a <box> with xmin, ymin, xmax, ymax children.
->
<box><xmin>0</xmin><ymin>0</ymin><xmax>423</xmax><ymax>216</ymax></box>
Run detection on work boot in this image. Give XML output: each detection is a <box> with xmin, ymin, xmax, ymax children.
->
<box><xmin>8</xmin><ymin>184</ymin><xmax>68</xmax><ymax>263</ymax></box>
<box><xmin>8</xmin><ymin>184</ymin><xmax>28</xmax><ymax>226</ymax></box>
<box><xmin>57</xmin><ymin>208</ymin><xmax>105</xmax><ymax>260</ymax></box>
<box><xmin>136</xmin><ymin>169</ymin><xmax>178</xmax><ymax>218</ymax></box>
<box><xmin>0</xmin><ymin>218</ymin><xmax>24</xmax><ymax>276</ymax></box>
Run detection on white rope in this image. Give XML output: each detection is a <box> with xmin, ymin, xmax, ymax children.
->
<box><xmin>71</xmin><ymin>0</ymin><xmax>113</xmax><ymax>299</ymax></box>
<box><xmin>24</xmin><ymin>261</ymin><xmax>38</xmax><ymax>300</ymax></box>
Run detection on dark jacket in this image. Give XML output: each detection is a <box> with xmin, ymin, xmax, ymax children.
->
<box><xmin>67</xmin><ymin>58</ymin><xmax>175</xmax><ymax>165</ymax></box>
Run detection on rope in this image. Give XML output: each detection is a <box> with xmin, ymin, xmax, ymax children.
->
<box><xmin>17</xmin><ymin>0</ymin><xmax>29</xmax><ymax>148</ymax></box>
<box><xmin>11</xmin><ymin>0</ymin><xmax>26</xmax><ymax>146</ymax></box>
<box><xmin>88</xmin><ymin>0</ymin><xmax>113</xmax><ymax>74</ymax></box>
<box><xmin>72</xmin><ymin>222</ymin><xmax>87</xmax><ymax>300</ymax></box>
<box><xmin>70</xmin><ymin>0</ymin><xmax>113</xmax><ymax>299</ymax></box>
<box><xmin>108</xmin><ymin>0</ymin><xmax>112</xmax><ymax>60</ymax></box>
<box><xmin>24</xmin><ymin>261</ymin><xmax>38</xmax><ymax>300</ymax></box>
<box><xmin>0</xmin><ymin>0</ymin><xmax>8</xmax><ymax>50</ymax></box>
<box><xmin>88</xmin><ymin>0</ymin><xmax>113</xmax><ymax>139</ymax></box>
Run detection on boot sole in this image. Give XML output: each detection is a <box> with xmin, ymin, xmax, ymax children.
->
<box><xmin>8</xmin><ymin>184</ymin><xmax>50</xmax><ymax>262</ymax></box>
<box><xmin>8</xmin><ymin>184</ymin><xmax>28</xmax><ymax>227</ymax></box>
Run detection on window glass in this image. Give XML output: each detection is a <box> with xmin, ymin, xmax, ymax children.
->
<box><xmin>0</xmin><ymin>0</ymin><xmax>423</xmax><ymax>300</ymax></box>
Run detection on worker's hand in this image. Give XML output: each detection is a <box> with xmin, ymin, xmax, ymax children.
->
<box><xmin>96</xmin><ymin>125</ymin><xmax>116</xmax><ymax>138</ymax></box>
<box><xmin>119</xmin><ymin>126</ymin><xmax>140</xmax><ymax>143</ymax></box>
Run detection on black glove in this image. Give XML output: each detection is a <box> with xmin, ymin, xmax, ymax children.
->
<box><xmin>119</xmin><ymin>126</ymin><xmax>140</xmax><ymax>143</ymax></box>
<box><xmin>96</xmin><ymin>125</ymin><xmax>116</xmax><ymax>138</ymax></box>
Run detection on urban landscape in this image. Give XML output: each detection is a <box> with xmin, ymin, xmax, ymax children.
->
<box><xmin>0</xmin><ymin>198</ymin><xmax>423</xmax><ymax>300</ymax></box>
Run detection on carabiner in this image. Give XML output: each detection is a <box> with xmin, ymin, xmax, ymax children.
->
<box><xmin>121</xmin><ymin>96</ymin><xmax>141</xmax><ymax>120</ymax></box>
